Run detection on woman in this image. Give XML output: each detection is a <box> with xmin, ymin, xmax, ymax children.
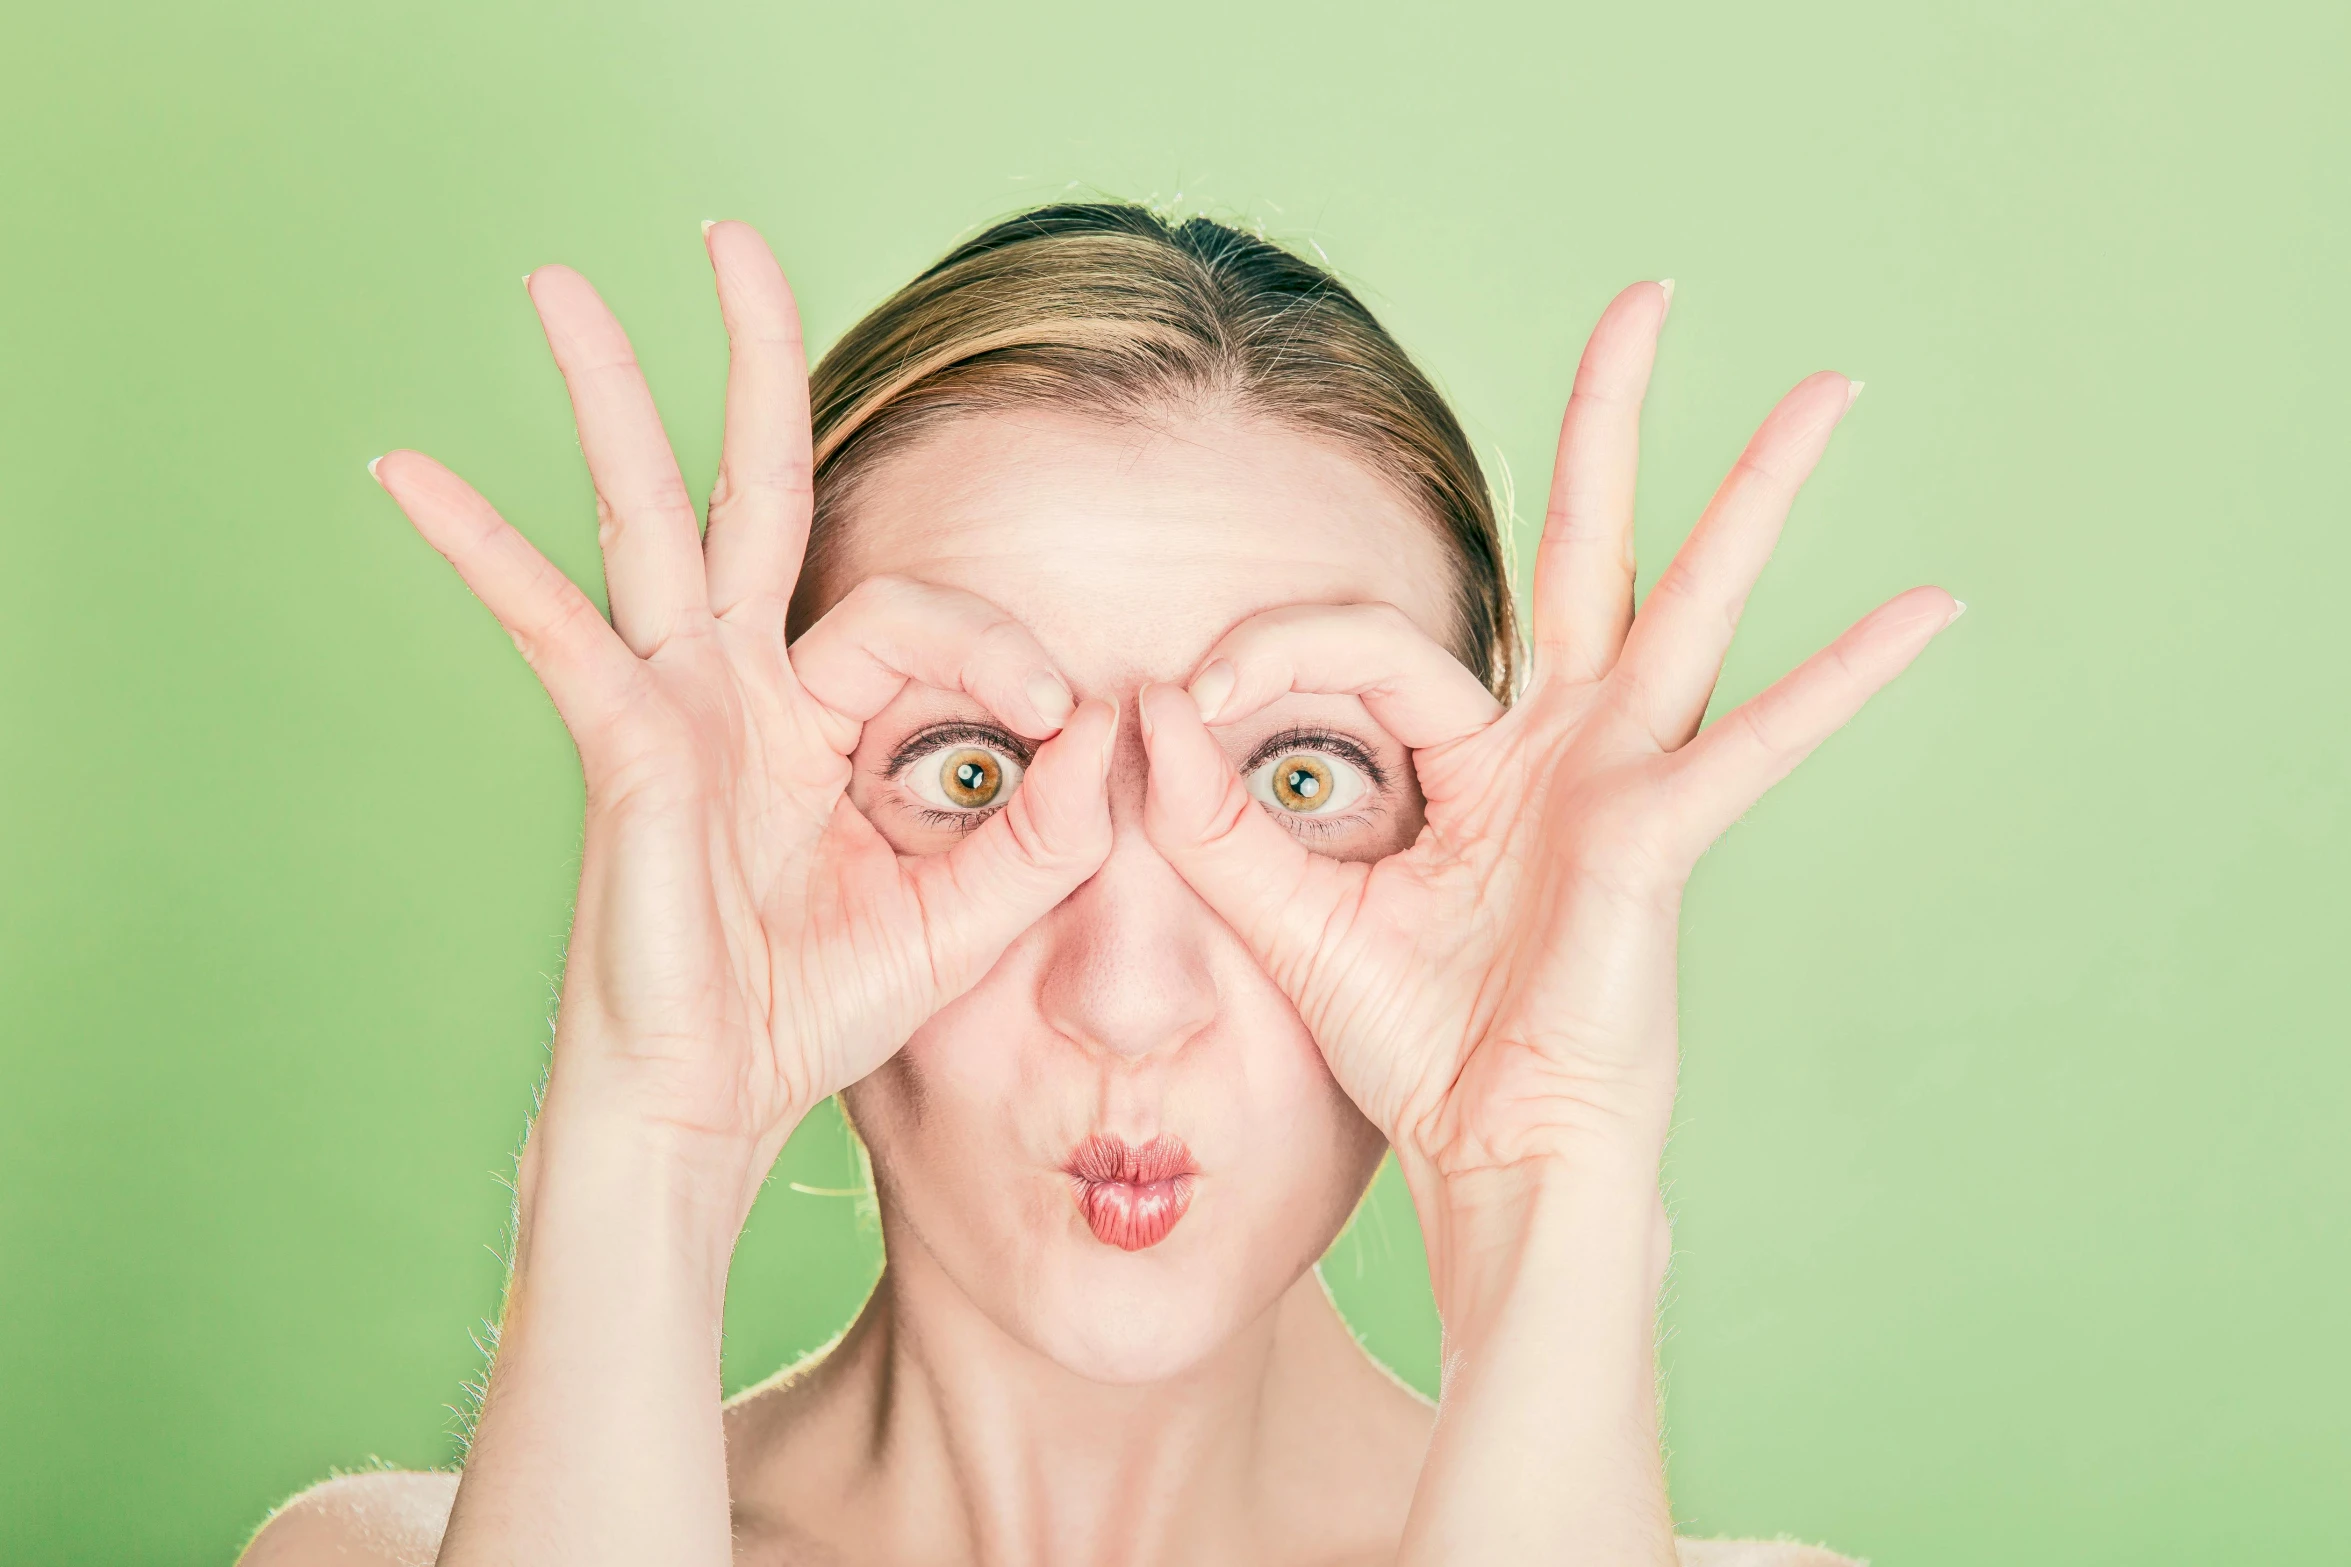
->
<box><xmin>243</xmin><ymin>204</ymin><xmax>1956</xmax><ymax>1566</ymax></box>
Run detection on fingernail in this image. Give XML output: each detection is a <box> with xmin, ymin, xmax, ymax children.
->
<box><xmin>1189</xmin><ymin>659</ymin><xmax>1237</xmax><ymax>724</ymax></box>
<box><xmin>1657</xmin><ymin>278</ymin><xmax>1676</xmax><ymax>318</ymax></box>
<box><xmin>365</xmin><ymin>455</ymin><xmax>385</xmax><ymax>485</ymax></box>
<box><xmin>701</xmin><ymin>219</ymin><xmax>717</xmax><ymax>236</ymax></box>
<box><xmin>1100</xmin><ymin>703</ymin><xmax>1121</xmax><ymax>773</ymax></box>
<box><xmin>1025</xmin><ymin>671</ymin><xmax>1075</xmax><ymax>730</ymax></box>
<box><xmin>1137</xmin><ymin>688</ymin><xmax>1157</xmax><ymax>745</ymax></box>
<box><xmin>521</xmin><ymin>271</ymin><xmax>535</xmax><ymax>290</ymax></box>
<box><xmin>1946</xmin><ymin>598</ymin><xmax>1968</xmax><ymax>625</ymax></box>
<box><xmin>1845</xmin><ymin>379</ymin><xmax>1867</xmax><ymax>408</ymax></box>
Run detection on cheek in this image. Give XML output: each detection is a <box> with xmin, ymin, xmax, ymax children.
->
<box><xmin>1223</xmin><ymin>1010</ymin><xmax>1390</xmax><ymax>1246</ymax></box>
<box><xmin>841</xmin><ymin>999</ymin><xmax>1030</xmax><ymax>1181</ymax></box>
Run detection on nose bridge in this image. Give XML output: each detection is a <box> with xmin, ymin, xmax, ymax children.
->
<box><xmin>1034</xmin><ymin>798</ymin><xmax>1218</xmax><ymax>1064</ymax></box>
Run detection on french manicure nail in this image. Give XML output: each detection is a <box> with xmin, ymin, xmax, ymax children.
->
<box><xmin>1026</xmin><ymin>671</ymin><xmax>1076</xmax><ymax>729</ymax></box>
<box><xmin>1189</xmin><ymin>659</ymin><xmax>1237</xmax><ymax>723</ymax></box>
<box><xmin>1658</xmin><ymin>278</ymin><xmax>1676</xmax><ymax>317</ymax></box>
<box><xmin>365</xmin><ymin>455</ymin><xmax>384</xmax><ymax>484</ymax></box>
<box><xmin>1100</xmin><ymin>703</ymin><xmax>1121</xmax><ymax>772</ymax></box>
<box><xmin>1946</xmin><ymin>598</ymin><xmax>1968</xmax><ymax>625</ymax></box>
<box><xmin>1137</xmin><ymin>691</ymin><xmax>1157</xmax><ymax>745</ymax></box>
<box><xmin>701</xmin><ymin>219</ymin><xmax>717</xmax><ymax>236</ymax></box>
<box><xmin>1845</xmin><ymin>379</ymin><xmax>1867</xmax><ymax>408</ymax></box>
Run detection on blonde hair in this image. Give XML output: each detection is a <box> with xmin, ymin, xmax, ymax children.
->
<box><xmin>796</xmin><ymin>203</ymin><xmax>1519</xmax><ymax>697</ymax></box>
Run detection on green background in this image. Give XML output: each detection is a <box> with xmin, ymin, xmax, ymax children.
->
<box><xmin>2</xmin><ymin>1</ymin><xmax>2343</xmax><ymax>1561</ymax></box>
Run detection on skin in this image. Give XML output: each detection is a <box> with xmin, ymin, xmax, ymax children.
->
<box><xmin>241</xmin><ymin>220</ymin><xmax>1952</xmax><ymax>1566</ymax></box>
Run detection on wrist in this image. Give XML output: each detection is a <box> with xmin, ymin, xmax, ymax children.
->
<box><xmin>1400</xmin><ymin>1144</ymin><xmax>1669</xmax><ymax>1334</ymax></box>
<box><xmin>514</xmin><ymin>1096</ymin><xmax>786</xmax><ymax>1293</ymax></box>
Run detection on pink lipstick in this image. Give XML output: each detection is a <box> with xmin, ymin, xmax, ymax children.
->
<box><xmin>1065</xmin><ymin>1135</ymin><xmax>1197</xmax><ymax>1251</ymax></box>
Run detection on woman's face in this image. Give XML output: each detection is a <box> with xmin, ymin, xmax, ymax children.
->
<box><xmin>825</xmin><ymin>405</ymin><xmax>1463</xmax><ymax>1384</ymax></box>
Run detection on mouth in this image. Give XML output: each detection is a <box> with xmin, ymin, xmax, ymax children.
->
<box><xmin>1064</xmin><ymin>1134</ymin><xmax>1198</xmax><ymax>1252</ymax></box>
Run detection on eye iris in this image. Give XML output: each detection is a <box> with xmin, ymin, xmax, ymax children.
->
<box><xmin>1272</xmin><ymin>756</ymin><xmax>1332</xmax><ymax>812</ymax></box>
<box><xmin>941</xmin><ymin>748</ymin><xmax>1003</xmax><ymax>809</ymax></box>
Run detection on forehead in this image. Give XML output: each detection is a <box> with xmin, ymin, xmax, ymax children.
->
<box><xmin>815</xmin><ymin>407</ymin><xmax>1462</xmax><ymax>688</ymax></box>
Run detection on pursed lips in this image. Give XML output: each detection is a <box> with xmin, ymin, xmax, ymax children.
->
<box><xmin>1064</xmin><ymin>1134</ymin><xmax>1197</xmax><ymax>1251</ymax></box>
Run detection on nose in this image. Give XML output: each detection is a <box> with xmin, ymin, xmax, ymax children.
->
<box><xmin>1033</xmin><ymin>813</ymin><xmax>1219</xmax><ymax>1065</ymax></box>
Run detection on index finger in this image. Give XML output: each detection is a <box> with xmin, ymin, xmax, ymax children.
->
<box><xmin>787</xmin><ymin>575</ymin><xmax>1080</xmax><ymax>744</ymax></box>
<box><xmin>1185</xmin><ymin>602</ymin><xmax>1502</xmax><ymax>750</ymax></box>
<box><xmin>528</xmin><ymin>265</ymin><xmax>710</xmax><ymax>657</ymax></box>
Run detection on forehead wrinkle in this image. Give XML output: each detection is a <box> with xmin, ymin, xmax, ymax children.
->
<box><xmin>820</xmin><ymin>407</ymin><xmax>1461</xmax><ymax>688</ymax></box>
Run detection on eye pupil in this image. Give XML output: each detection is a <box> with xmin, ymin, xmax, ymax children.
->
<box><xmin>941</xmin><ymin>748</ymin><xmax>1003</xmax><ymax>808</ymax></box>
<box><xmin>1271</xmin><ymin>755</ymin><xmax>1333</xmax><ymax>812</ymax></box>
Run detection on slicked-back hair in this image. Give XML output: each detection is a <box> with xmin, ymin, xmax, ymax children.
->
<box><xmin>796</xmin><ymin>202</ymin><xmax>1518</xmax><ymax>697</ymax></box>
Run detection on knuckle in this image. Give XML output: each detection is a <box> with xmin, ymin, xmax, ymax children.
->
<box><xmin>1565</xmin><ymin>378</ymin><xmax>1633</xmax><ymax>413</ymax></box>
<box><xmin>645</xmin><ymin>473</ymin><xmax>696</xmax><ymax>522</ymax></box>
<box><xmin>1645</xmin><ymin>563</ymin><xmax>1699</xmax><ymax>607</ymax></box>
<box><xmin>710</xmin><ymin>458</ymin><xmax>813</xmax><ymax>512</ymax></box>
<box><xmin>972</xmin><ymin>615</ymin><xmax>1034</xmax><ymax>662</ymax></box>
<box><xmin>1731</xmin><ymin>447</ymin><xmax>1798</xmax><ymax>488</ymax></box>
<box><xmin>999</xmin><ymin>795</ymin><xmax>1058</xmax><ymax>865</ymax></box>
<box><xmin>1733</xmin><ymin>701</ymin><xmax>1787</xmax><ymax>757</ymax></box>
<box><xmin>848</xmin><ymin>572</ymin><xmax>917</xmax><ymax>608</ymax></box>
<box><xmin>828</xmin><ymin>573</ymin><xmax>916</xmax><ymax>628</ymax></box>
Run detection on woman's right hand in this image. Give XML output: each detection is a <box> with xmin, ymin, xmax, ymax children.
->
<box><xmin>372</xmin><ymin>222</ymin><xmax>1117</xmax><ymax>1201</ymax></box>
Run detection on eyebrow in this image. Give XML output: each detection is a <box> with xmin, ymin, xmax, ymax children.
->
<box><xmin>1238</xmin><ymin>725</ymin><xmax>1391</xmax><ymax>790</ymax></box>
<box><xmin>881</xmin><ymin>719</ymin><xmax>1036</xmax><ymax>777</ymax></box>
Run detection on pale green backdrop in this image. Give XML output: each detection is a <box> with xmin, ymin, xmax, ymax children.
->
<box><xmin>1</xmin><ymin>1</ymin><xmax>2344</xmax><ymax>1562</ymax></box>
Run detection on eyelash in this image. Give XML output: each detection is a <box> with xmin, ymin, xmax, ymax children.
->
<box><xmin>885</xmin><ymin>722</ymin><xmax>1033</xmax><ymax>833</ymax></box>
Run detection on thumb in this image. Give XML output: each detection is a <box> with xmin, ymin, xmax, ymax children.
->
<box><xmin>906</xmin><ymin>698</ymin><xmax>1118</xmax><ymax>989</ymax></box>
<box><xmin>1136</xmin><ymin>683</ymin><xmax>1361</xmax><ymax>994</ymax></box>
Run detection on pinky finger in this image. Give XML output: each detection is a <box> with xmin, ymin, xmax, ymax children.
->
<box><xmin>372</xmin><ymin>449</ymin><xmax>643</xmax><ymax>737</ymax></box>
<box><xmin>1670</xmin><ymin>586</ymin><xmax>1961</xmax><ymax>843</ymax></box>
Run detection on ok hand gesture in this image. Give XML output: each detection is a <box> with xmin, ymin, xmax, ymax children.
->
<box><xmin>1138</xmin><ymin>282</ymin><xmax>1958</xmax><ymax>1185</ymax></box>
<box><xmin>373</xmin><ymin>223</ymin><xmax>1117</xmax><ymax>1188</ymax></box>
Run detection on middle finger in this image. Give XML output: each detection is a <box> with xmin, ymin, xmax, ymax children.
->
<box><xmin>528</xmin><ymin>264</ymin><xmax>711</xmax><ymax>658</ymax></box>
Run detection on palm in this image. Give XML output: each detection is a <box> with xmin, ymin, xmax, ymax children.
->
<box><xmin>374</xmin><ymin>224</ymin><xmax>1112</xmax><ymax>1159</ymax></box>
<box><xmin>1143</xmin><ymin>282</ymin><xmax>1956</xmax><ymax>1172</ymax></box>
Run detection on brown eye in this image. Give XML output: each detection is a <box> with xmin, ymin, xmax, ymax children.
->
<box><xmin>1270</xmin><ymin>756</ymin><xmax>1332</xmax><ymax>812</ymax></box>
<box><xmin>1244</xmin><ymin>745</ymin><xmax>1370</xmax><ymax>823</ymax></box>
<box><xmin>940</xmin><ymin>747</ymin><xmax>1004</xmax><ymax>808</ymax></box>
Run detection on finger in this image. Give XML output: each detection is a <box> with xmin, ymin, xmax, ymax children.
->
<box><xmin>1619</xmin><ymin>371</ymin><xmax>1861</xmax><ymax>746</ymax></box>
<box><xmin>1670</xmin><ymin>586</ymin><xmax>1959</xmax><ymax>845</ymax></box>
<box><xmin>907</xmin><ymin>698</ymin><xmax>1117</xmax><ymax>987</ymax></box>
<box><xmin>1530</xmin><ymin>280</ymin><xmax>1671</xmax><ymax>683</ymax></box>
<box><xmin>1187</xmin><ymin>603</ymin><xmax>1502</xmax><ymax>750</ymax></box>
<box><xmin>788</xmin><ymin>576</ymin><xmax>1078</xmax><ymax>743</ymax></box>
<box><xmin>1138</xmin><ymin>682</ymin><xmax>1363</xmax><ymax>990</ymax></box>
<box><xmin>526</xmin><ymin>264</ymin><xmax>709</xmax><ymax>657</ymax></box>
<box><xmin>699</xmin><ymin>222</ymin><xmax>814</xmax><ymax>622</ymax></box>
<box><xmin>372</xmin><ymin>450</ymin><xmax>642</xmax><ymax>736</ymax></box>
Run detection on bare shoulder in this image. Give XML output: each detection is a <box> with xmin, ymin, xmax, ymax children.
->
<box><xmin>237</xmin><ymin>1470</ymin><xmax>459</xmax><ymax>1567</ymax></box>
<box><xmin>1676</xmin><ymin>1539</ymin><xmax>1864</xmax><ymax>1567</ymax></box>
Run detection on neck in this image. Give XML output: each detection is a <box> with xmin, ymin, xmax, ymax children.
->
<box><xmin>731</xmin><ymin>1217</ymin><xmax>1420</xmax><ymax>1567</ymax></box>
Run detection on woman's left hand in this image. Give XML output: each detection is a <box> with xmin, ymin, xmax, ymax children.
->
<box><xmin>1137</xmin><ymin>281</ymin><xmax>1959</xmax><ymax>1185</ymax></box>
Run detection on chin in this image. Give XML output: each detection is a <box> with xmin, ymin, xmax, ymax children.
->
<box><xmin>1012</xmin><ymin>1216</ymin><xmax>1270</xmax><ymax>1385</ymax></box>
<box><xmin>1024</xmin><ymin>1288</ymin><xmax>1242</xmax><ymax>1385</ymax></box>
